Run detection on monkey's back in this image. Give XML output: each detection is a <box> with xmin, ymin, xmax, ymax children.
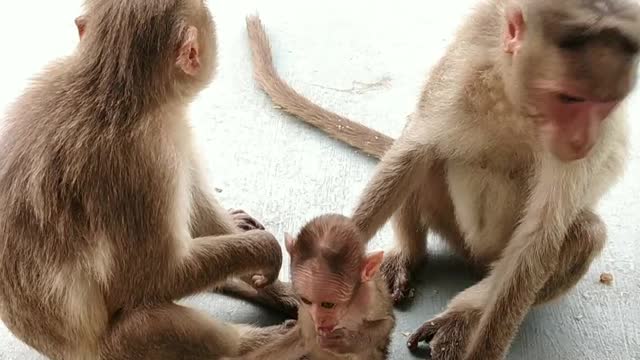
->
<box><xmin>0</xmin><ymin>61</ymin><xmax>182</xmax><ymax>358</ymax></box>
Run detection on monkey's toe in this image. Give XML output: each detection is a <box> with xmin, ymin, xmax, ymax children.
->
<box><xmin>407</xmin><ymin>319</ymin><xmax>439</xmax><ymax>351</ymax></box>
<box><xmin>408</xmin><ymin>310</ymin><xmax>481</xmax><ymax>360</ymax></box>
<box><xmin>380</xmin><ymin>252</ymin><xmax>415</xmax><ymax>305</ymax></box>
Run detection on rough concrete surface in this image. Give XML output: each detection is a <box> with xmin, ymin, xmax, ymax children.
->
<box><xmin>0</xmin><ymin>1</ymin><xmax>638</xmax><ymax>359</ymax></box>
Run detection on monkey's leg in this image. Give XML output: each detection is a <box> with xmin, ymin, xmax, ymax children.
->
<box><xmin>407</xmin><ymin>210</ymin><xmax>606</xmax><ymax>360</ymax></box>
<box><xmin>463</xmin><ymin>209</ymin><xmax>607</xmax><ymax>360</ymax></box>
<box><xmin>534</xmin><ymin>209</ymin><xmax>606</xmax><ymax>305</ymax></box>
<box><xmin>381</xmin><ymin>163</ymin><xmax>464</xmax><ymax>304</ymax></box>
<box><xmin>380</xmin><ymin>193</ymin><xmax>427</xmax><ymax>304</ymax></box>
<box><xmin>100</xmin><ymin>303</ymin><xmax>291</xmax><ymax>360</ymax></box>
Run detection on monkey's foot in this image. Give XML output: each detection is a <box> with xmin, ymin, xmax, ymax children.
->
<box><xmin>407</xmin><ymin>309</ymin><xmax>481</xmax><ymax>360</ymax></box>
<box><xmin>379</xmin><ymin>251</ymin><xmax>416</xmax><ymax>305</ymax></box>
<box><xmin>229</xmin><ymin>209</ymin><xmax>266</xmax><ymax>231</ymax></box>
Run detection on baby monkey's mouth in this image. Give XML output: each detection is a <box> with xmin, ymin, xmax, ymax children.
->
<box><xmin>317</xmin><ymin>328</ymin><xmax>337</xmax><ymax>338</ymax></box>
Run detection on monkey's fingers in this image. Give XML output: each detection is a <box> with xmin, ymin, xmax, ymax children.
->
<box><xmin>406</xmin><ymin>319</ymin><xmax>440</xmax><ymax>351</ymax></box>
<box><xmin>229</xmin><ymin>209</ymin><xmax>266</xmax><ymax>231</ymax></box>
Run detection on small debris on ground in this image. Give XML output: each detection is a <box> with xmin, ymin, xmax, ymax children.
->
<box><xmin>408</xmin><ymin>288</ymin><xmax>416</xmax><ymax>299</ymax></box>
<box><xmin>599</xmin><ymin>272</ymin><xmax>614</xmax><ymax>285</ymax></box>
<box><xmin>214</xmin><ymin>187</ymin><xmax>223</xmax><ymax>193</ymax></box>
<box><xmin>402</xmin><ymin>332</ymin><xmax>412</xmax><ymax>337</ymax></box>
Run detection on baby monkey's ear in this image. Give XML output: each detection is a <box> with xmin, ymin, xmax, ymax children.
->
<box><xmin>176</xmin><ymin>26</ymin><xmax>201</xmax><ymax>76</ymax></box>
<box><xmin>361</xmin><ymin>251</ymin><xmax>384</xmax><ymax>282</ymax></box>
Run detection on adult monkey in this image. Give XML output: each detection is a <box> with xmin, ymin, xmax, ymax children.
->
<box><xmin>245</xmin><ymin>1</ymin><xmax>640</xmax><ymax>359</ymax></box>
<box><xmin>0</xmin><ymin>1</ymin><xmax>293</xmax><ymax>359</ymax></box>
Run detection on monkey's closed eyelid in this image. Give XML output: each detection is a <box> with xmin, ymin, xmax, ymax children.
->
<box><xmin>300</xmin><ymin>297</ymin><xmax>312</xmax><ymax>305</ymax></box>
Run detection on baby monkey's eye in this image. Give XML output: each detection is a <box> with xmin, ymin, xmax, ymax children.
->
<box><xmin>557</xmin><ymin>93</ymin><xmax>586</xmax><ymax>104</ymax></box>
<box><xmin>321</xmin><ymin>302</ymin><xmax>336</xmax><ymax>309</ymax></box>
<box><xmin>300</xmin><ymin>297</ymin><xmax>312</xmax><ymax>305</ymax></box>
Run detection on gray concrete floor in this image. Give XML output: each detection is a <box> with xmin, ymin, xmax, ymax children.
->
<box><xmin>0</xmin><ymin>1</ymin><xmax>639</xmax><ymax>359</ymax></box>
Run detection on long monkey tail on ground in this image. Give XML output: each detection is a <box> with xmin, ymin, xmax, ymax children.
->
<box><xmin>245</xmin><ymin>15</ymin><xmax>393</xmax><ymax>160</ymax></box>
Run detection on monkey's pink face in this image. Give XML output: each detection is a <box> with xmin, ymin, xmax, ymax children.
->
<box><xmin>505</xmin><ymin>6</ymin><xmax>638</xmax><ymax>161</ymax></box>
<box><xmin>532</xmin><ymin>87</ymin><xmax>620</xmax><ymax>161</ymax></box>
<box><xmin>293</xmin><ymin>268</ymin><xmax>355</xmax><ymax>336</ymax></box>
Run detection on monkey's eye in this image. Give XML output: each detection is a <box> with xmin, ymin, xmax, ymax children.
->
<box><xmin>558</xmin><ymin>35</ymin><xmax>589</xmax><ymax>51</ymax></box>
<box><xmin>557</xmin><ymin>94</ymin><xmax>586</xmax><ymax>104</ymax></box>
<box><xmin>300</xmin><ymin>297</ymin><xmax>312</xmax><ymax>305</ymax></box>
<box><xmin>320</xmin><ymin>302</ymin><xmax>336</xmax><ymax>309</ymax></box>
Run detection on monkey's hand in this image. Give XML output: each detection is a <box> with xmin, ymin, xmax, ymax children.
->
<box><xmin>407</xmin><ymin>309</ymin><xmax>481</xmax><ymax>360</ymax></box>
<box><xmin>229</xmin><ymin>209</ymin><xmax>266</xmax><ymax>231</ymax></box>
<box><xmin>242</xmin><ymin>229</ymin><xmax>282</xmax><ymax>289</ymax></box>
<box><xmin>379</xmin><ymin>250</ymin><xmax>417</xmax><ymax>305</ymax></box>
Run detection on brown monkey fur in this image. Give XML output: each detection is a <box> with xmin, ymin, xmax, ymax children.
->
<box><xmin>0</xmin><ymin>1</ymin><xmax>293</xmax><ymax>359</ymax></box>
<box><xmin>245</xmin><ymin>1</ymin><xmax>639</xmax><ymax>359</ymax></box>
<box><xmin>229</xmin><ymin>214</ymin><xmax>395</xmax><ymax>360</ymax></box>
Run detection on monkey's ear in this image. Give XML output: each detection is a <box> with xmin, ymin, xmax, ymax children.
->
<box><xmin>177</xmin><ymin>26</ymin><xmax>201</xmax><ymax>76</ymax></box>
<box><xmin>504</xmin><ymin>5</ymin><xmax>525</xmax><ymax>54</ymax></box>
<box><xmin>75</xmin><ymin>16</ymin><xmax>87</xmax><ymax>40</ymax></box>
<box><xmin>284</xmin><ymin>232</ymin><xmax>295</xmax><ymax>254</ymax></box>
<box><xmin>361</xmin><ymin>251</ymin><xmax>384</xmax><ymax>282</ymax></box>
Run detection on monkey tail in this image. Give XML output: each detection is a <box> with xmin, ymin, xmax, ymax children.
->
<box><xmin>245</xmin><ymin>15</ymin><xmax>394</xmax><ymax>160</ymax></box>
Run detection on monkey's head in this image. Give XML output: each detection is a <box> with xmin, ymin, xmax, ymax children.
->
<box><xmin>285</xmin><ymin>214</ymin><xmax>384</xmax><ymax>338</ymax></box>
<box><xmin>503</xmin><ymin>0</ymin><xmax>640</xmax><ymax>161</ymax></box>
<box><xmin>74</xmin><ymin>0</ymin><xmax>217</xmax><ymax>102</ymax></box>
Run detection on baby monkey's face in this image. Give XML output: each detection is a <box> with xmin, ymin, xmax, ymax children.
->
<box><xmin>294</xmin><ymin>265</ymin><xmax>357</xmax><ymax>337</ymax></box>
<box><xmin>291</xmin><ymin>250</ymin><xmax>384</xmax><ymax>339</ymax></box>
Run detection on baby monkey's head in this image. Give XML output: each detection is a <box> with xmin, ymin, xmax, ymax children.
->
<box><xmin>285</xmin><ymin>214</ymin><xmax>384</xmax><ymax>337</ymax></box>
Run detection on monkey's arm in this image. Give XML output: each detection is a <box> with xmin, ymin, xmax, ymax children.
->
<box><xmin>166</xmin><ymin>230</ymin><xmax>282</xmax><ymax>301</ymax></box>
<box><xmin>352</xmin><ymin>138</ymin><xmax>433</xmax><ymax>241</ymax></box>
<box><xmin>463</xmin><ymin>158</ymin><xmax>591</xmax><ymax>360</ymax></box>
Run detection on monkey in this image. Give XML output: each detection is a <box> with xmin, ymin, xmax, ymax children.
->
<box><xmin>227</xmin><ymin>214</ymin><xmax>395</xmax><ymax>360</ymax></box>
<box><xmin>245</xmin><ymin>2</ymin><xmax>640</xmax><ymax>359</ymax></box>
<box><xmin>0</xmin><ymin>1</ymin><xmax>295</xmax><ymax>359</ymax></box>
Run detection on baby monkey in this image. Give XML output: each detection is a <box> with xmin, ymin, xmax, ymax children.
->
<box><xmin>237</xmin><ymin>214</ymin><xmax>395</xmax><ymax>360</ymax></box>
